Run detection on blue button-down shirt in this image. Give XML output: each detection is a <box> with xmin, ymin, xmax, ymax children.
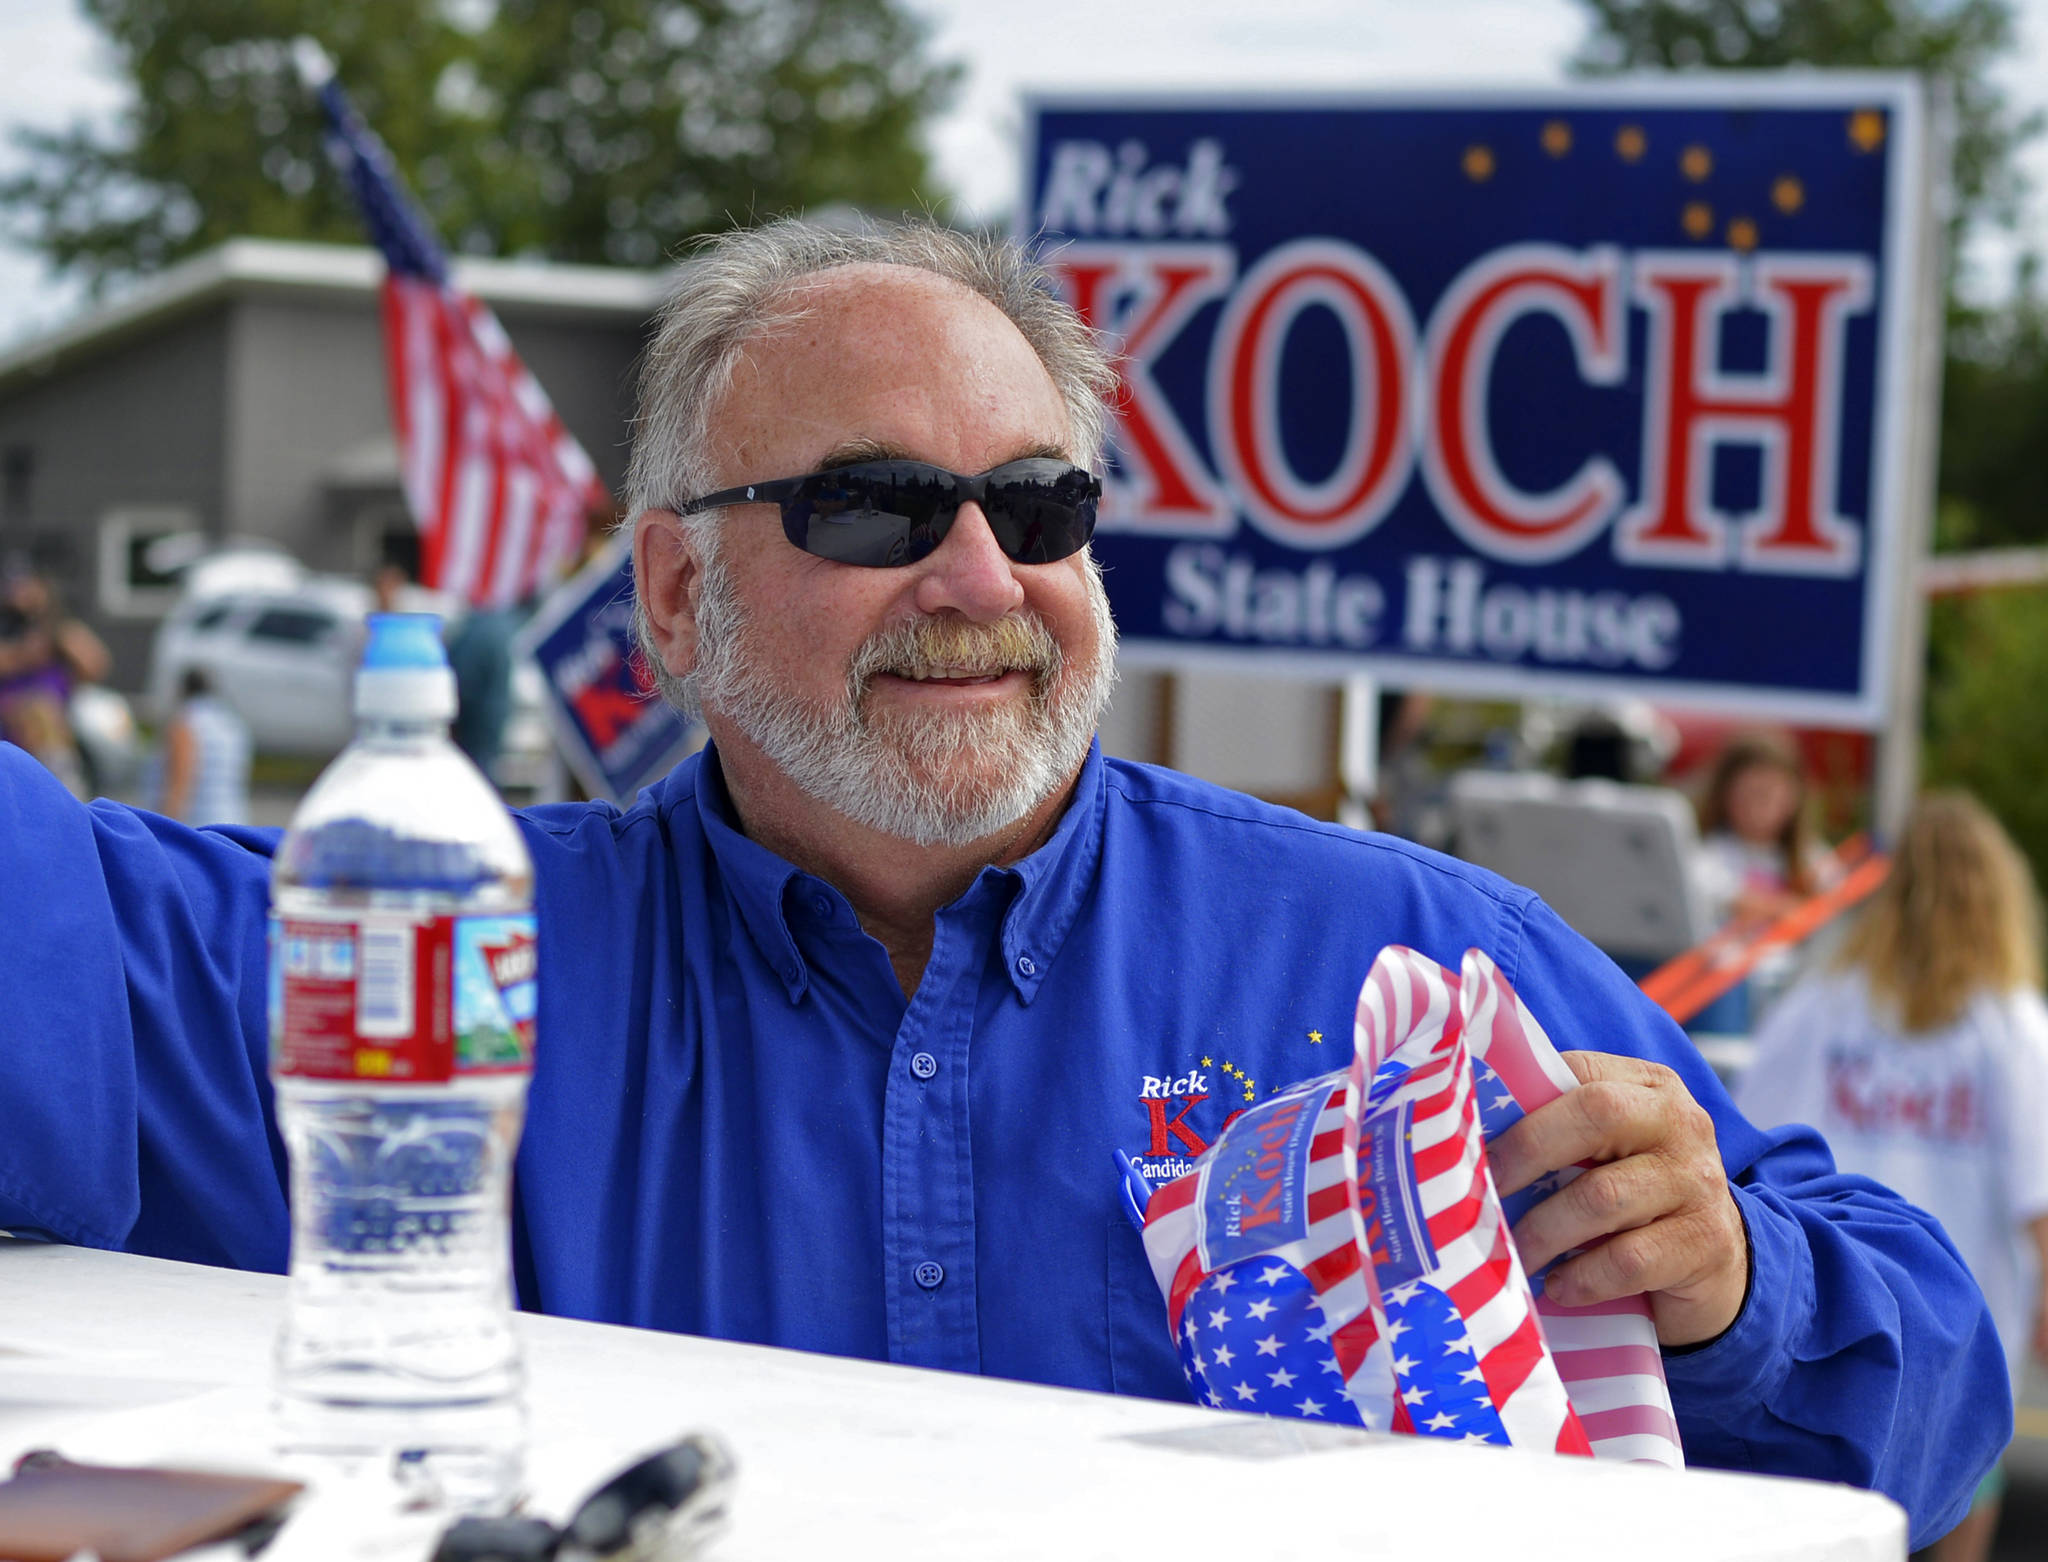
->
<box><xmin>0</xmin><ymin>739</ymin><xmax>2009</xmax><ymax>1546</ymax></box>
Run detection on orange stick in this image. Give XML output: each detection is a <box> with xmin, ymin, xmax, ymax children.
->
<box><xmin>1652</xmin><ymin>852</ymin><xmax>1891</xmax><ymax>1027</ymax></box>
<box><xmin>1638</xmin><ymin>834</ymin><xmax>1872</xmax><ymax>1010</ymax></box>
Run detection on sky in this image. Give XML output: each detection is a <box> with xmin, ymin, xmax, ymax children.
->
<box><xmin>4</xmin><ymin>0</ymin><xmax>2048</xmax><ymax>349</ymax></box>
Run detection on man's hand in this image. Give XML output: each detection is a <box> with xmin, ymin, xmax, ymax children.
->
<box><xmin>1487</xmin><ymin>1052</ymin><xmax>1749</xmax><ymax>1348</ymax></box>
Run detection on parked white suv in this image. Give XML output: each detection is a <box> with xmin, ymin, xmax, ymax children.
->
<box><xmin>149</xmin><ymin>548</ymin><xmax>558</xmax><ymax>791</ymax></box>
<box><xmin>148</xmin><ymin>553</ymin><xmax>371</xmax><ymax>756</ymax></box>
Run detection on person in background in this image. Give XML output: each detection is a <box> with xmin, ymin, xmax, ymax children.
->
<box><xmin>372</xmin><ymin>535</ymin><xmax>440</xmax><ymax>618</ymax></box>
<box><xmin>373</xmin><ymin>536</ymin><xmax>517</xmax><ymax>786</ymax></box>
<box><xmin>446</xmin><ymin>603</ymin><xmax>518</xmax><ymax>783</ymax></box>
<box><xmin>1366</xmin><ymin>688</ymin><xmax>1437</xmax><ymax>839</ymax></box>
<box><xmin>1561</xmin><ymin>710</ymin><xmax>1634</xmax><ymax>783</ymax></box>
<box><xmin>1694</xmin><ymin>729</ymin><xmax>1827</xmax><ymax>927</ymax></box>
<box><xmin>1738</xmin><ymin>791</ymin><xmax>2048</xmax><ymax>1562</ymax></box>
<box><xmin>153</xmin><ymin>667</ymin><xmax>251</xmax><ymax>827</ymax></box>
<box><xmin>0</xmin><ymin>566</ymin><xmax>111</xmax><ymax>797</ymax></box>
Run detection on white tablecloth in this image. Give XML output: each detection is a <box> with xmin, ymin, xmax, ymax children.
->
<box><xmin>0</xmin><ymin>1240</ymin><xmax>1904</xmax><ymax>1560</ymax></box>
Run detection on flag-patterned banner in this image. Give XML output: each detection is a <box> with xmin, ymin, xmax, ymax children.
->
<box><xmin>1122</xmin><ymin>945</ymin><xmax>1682</xmax><ymax>1468</ymax></box>
<box><xmin>321</xmin><ymin>79</ymin><xmax>605</xmax><ymax>610</ymax></box>
<box><xmin>1133</xmin><ymin>1072</ymin><xmax>1395</xmax><ymax>1427</ymax></box>
<box><xmin>1460</xmin><ymin>950</ymin><xmax>1684</xmax><ymax>1465</ymax></box>
<box><xmin>1349</xmin><ymin>947</ymin><xmax>1588</xmax><ymax>1455</ymax></box>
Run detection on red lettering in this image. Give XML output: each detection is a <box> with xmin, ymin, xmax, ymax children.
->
<box><xmin>1618</xmin><ymin>253</ymin><xmax>1870</xmax><ymax>574</ymax></box>
<box><xmin>1365</xmin><ymin>1214</ymin><xmax>1390</xmax><ymax>1270</ymax></box>
<box><xmin>1421</xmin><ymin>244</ymin><xmax>1627</xmax><ymax>563</ymax></box>
<box><xmin>1255</xmin><ymin>1099</ymin><xmax>1305</xmax><ymax>1152</ymax></box>
<box><xmin>1141</xmin><ymin>1093</ymin><xmax>1210</xmax><ymax>1157</ymax></box>
<box><xmin>1210</xmin><ymin>237</ymin><xmax>1416</xmax><ymax>549</ymax></box>
<box><xmin>1826</xmin><ymin>1056</ymin><xmax>1986</xmax><ymax>1143</ymax></box>
<box><xmin>571</xmin><ymin>669</ymin><xmax>645</xmax><ymax>749</ymax></box>
<box><xmin>1944</xmin><ymin>1081</ymin><xmax>1980</xmax><ymax>1142</ymax></box>
<box><xmin>1238</xmin><ymin>1179</ymin><xmax>1286</xmax><ymax>1231</ymax></box>
<box><xmin>1044</xmin><ymin>244</ymin><xmax>1236</xmax><ymax>534</ymax></box>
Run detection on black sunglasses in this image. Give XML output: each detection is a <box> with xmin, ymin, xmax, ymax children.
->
<box><xmin>675</xmin><ymin>458</ymin><xmax>1102</xmax><ymax>568</ymax></box>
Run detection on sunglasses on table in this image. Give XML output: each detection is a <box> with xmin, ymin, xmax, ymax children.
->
<box><xmin>674</xmin><ymin>458</ymin><xmax>1102</xmax><ymax>568</ymax></box>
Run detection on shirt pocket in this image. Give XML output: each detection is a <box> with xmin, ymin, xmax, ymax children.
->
<box><xmin>1106</xmin><ymin>1215</ymin><xmax>1197</xmax><ymax>1403</ymax></box>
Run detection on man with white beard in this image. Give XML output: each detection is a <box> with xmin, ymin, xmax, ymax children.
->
<box><xmin>0</xmin><ymin>220</ymin><xmax>2008</xmax><ymax>1549</ymax></box>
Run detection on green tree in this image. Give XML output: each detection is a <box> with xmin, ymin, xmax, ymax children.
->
<box><xmin>1936</xmin><ymin>270</ymin><xmax>2048</xmax><ymax>549</ymax></box>
<box><xmin>1923</xmin><ymin>587</ymin><xmax>2048</xmax><ymax>875</ymax></box>
<box><xmin>1</xmin><ymin>0</ymin><xmax>958</xmax><ymax>289</ymax></box>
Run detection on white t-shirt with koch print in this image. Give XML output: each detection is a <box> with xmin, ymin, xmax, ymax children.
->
<box><xmin>1738</xmin><ymin>971</ymin><xmax>2048</xmax><ymax>1385</ymax></box>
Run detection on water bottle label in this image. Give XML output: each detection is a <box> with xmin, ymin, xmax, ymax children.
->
<box><xmin>271</xmin><ymin>911</ymin><xmax>536</xmax><ymax>1081</ymax></box>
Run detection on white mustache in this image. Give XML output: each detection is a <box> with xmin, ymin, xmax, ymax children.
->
<box><xmin>847</xmin><ymin>615</ymin><xmax>1062</xmax><ymax>695</ymax></box>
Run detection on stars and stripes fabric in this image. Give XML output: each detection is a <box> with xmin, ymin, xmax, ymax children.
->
<box><xmin>1348</xmin><ymin>947</ymin><xmax>1590</xmax><ymax>1456</ymax></box>
<box><xmin>319</xmin><ymin>79</ymin><xmax>605</xmax><ymax>610</ymax></box>
<box><xmin>1462</xmin><ymin>950</ymin><xmax>1685</xmax><ymax>1466</ymax></box>
<box><xmin>1137</xmin><ymin>1074</ymin><xmax>1395</xmax><ymax>1427</ymax></box>
<box><xmin>1123</xmin><ymin>944</ymin><xmax>1684</xmax><ymax>1469</ymax></box>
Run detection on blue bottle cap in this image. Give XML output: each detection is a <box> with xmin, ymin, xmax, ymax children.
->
<box><xmin>362</xmin><ymin>613</ymin><xmax>448</xmax><ymax>671</ymax></box>
<box><xmin>355</xmin><ymin>614</ymin><xmax>457</xmax><ymax>721</ymax></box>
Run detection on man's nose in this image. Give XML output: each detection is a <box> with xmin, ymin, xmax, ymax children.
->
<box><xmin>911</xmin><ymin>501</ymin><xmax>1027</xmax><ymax>621</ymax></box>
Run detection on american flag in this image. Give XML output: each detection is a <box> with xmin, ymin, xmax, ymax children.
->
<box><xmin>1349</xmin><ymin>948</ymin><xmax>1589</xmax><ymax>1456</ymax></box>
<box><xmin>1126</xmin><ymin>945</ymin><xmax>1683</xmax><ymax>1469</ymax></box>
<box><xmin>1138</xmin><ymin>1074</ymin><xmax>1396</xmax><ymax>1427</ymax></box>
<box><xmin>1460</xmin><ymin>950</ymin><xmax>1685</xmax><ymax>1467</ymax></box>
<box><xmin>319</xmin><ymin>79</ymin><xmax>606</xmax><ymax>609</ymax></box>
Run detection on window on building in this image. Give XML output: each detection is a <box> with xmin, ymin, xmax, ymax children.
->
<box><xmin>98</xmin><ymin>507</ymin><xmax>202</xmax><ymax>618</ymax></box>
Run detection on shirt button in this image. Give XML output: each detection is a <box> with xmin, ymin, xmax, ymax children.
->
<box><xmin>1016</xmin><ymin>953</ymin><xmax>1037</xmax><ymax>977</ymax></box>
<box><xmin>909</xmin><ymin>1051</ymin><xmax>939</xmax><ymax>1081</ymax></box>
<box><xmin>913</xmin><ymin>1261</ymin><xmax>945</xmax><ymax>1290</ymax></box>
<box><xmin>810</xmin><ymin>894</ymin><xmax>831</xmax><ymax>919</ymax></box>
<box><xmin>783</xmin><ymin>964</ymin><xmax>801</xmax><ymax>984</ymax></box>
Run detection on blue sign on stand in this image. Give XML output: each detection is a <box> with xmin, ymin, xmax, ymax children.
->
<box><xmin>1023</xmin><ymin>79</ymin><xmax>1934</xmax><ymax>726</ymax></box>
<box><xmin>515</xmin><ymin>532</ymin><xmax>700</xmax><ymax>804</ymax></box>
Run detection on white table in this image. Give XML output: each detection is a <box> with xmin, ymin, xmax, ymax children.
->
<box><xmin>0</xmin><ymin>1241</ymin><xmax>1905</xmax><ymax>1561</ymax></box>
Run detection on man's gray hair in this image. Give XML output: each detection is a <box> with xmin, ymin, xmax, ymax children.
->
<box><xmin>624</xmin><ymin>217</ymin><xmax>1118</xmax><ymax>714</ymax></box>
<box><xmin>625</xmin><ymin>217</ymin><xmax>1117</xmax><ymax>522</ymax></box>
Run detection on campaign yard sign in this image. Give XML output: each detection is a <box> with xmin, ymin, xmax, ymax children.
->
<box><xmin>1023</xmin><ymin>78</ymin><xmax>1935</xmax><ymax>726</ymax></box>
<box><xmin>515</xmin><ymin>530</ymin><xmax>700</xmax><ymax>804</ymax></box>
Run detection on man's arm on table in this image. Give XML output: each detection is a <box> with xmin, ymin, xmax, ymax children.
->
<box><xmin>1495</xmin><ymin>897</ymin><xmax>2007</xmax><ymax>1549</ymax></box>
<box><xmin>0</xmin><ymin>744</ymin><xmax>287</xmax><ymax>1269</ymax></box>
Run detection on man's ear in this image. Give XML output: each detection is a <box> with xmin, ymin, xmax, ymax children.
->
<box><xmin>631</xmin><ymin>510</ymin><xmax>703</xmax><ymax>680</ymax></box>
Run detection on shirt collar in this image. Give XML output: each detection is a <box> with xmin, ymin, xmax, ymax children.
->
<box><xmin>692</xmin><ymin>749</ymin><xmax>811</xmax><ymax>1002</ymax></box>
<box><xmin>690</xmin><ymin>740</ymin><xmax>1108</xmax><ymax>1005</ymax></box>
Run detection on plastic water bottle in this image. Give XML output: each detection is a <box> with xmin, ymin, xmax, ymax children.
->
<box><xmin>268</xmin><ymin>614</ymin><xmax>536</xmax><ymax>1513</ymax></box>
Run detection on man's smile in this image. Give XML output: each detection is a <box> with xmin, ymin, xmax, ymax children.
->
<box><xmin>870</xmin><ymin>667</ymin><xmax>1033</xmax><ymax>694</ymax></box>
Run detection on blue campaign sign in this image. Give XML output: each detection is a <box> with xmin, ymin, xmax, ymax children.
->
<box><xmin>1023</xmin><ymin>78</ymin><xmax>1934</xmax><ymax>726</ymax></box>
<box><xmin>514</xmin><ymin>532</ymin><xmax>700</xmax><ymax>804</ymax></box>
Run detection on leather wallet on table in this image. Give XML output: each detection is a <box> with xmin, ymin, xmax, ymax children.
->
<box><xmin>0</xmin><ymin>1454</ymin><xmax>303</xmax><ymax>1562</ymax></box>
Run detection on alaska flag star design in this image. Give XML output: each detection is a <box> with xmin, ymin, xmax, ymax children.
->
<box><xmin>1179</xmin><ymin>1263</ymin><xmax>1369</xmax><ymax>1427</ymax></box>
